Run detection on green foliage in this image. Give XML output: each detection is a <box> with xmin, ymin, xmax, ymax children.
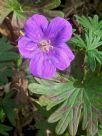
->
<box><xmin>71</xmin><ymin>52</ymin><xmax>84</xmax><ymax>81</ymax></box>
<box><xmin>0</xmin><ymin>0</ymin><xmax>63</xmax><ymax>25</ymax></box>
<box><xmin>98</xmin><ymin>125</ymin><xmax>102</xmax><ymax>136</ymax></box>
<box><xmin>0</xmin><ymin>124</ymin><xmax>12</xmax><ymax>136</ymax></box>
<box><xmin>0</xmin><ymin>37</ymin><xmax>18</xmax><ymax>85</ymax></box>
<box><xmin>32</xmin><ymin>0</ymin><xmax>64</xmax><ymax>18</ymax></box>
<box><xmin>34</xmin><ymin>102</ymin><xmax>69</xmax><ymax>136</ymax></box>
<box><xmin>77</xmin><ymin>15</ymin><xmax>102</xmax><ymax>37</ymax></box>
<box><xmin>1</xmin><ymin>2</ymin><xmax>102</xmax><ymax>136</ymax></box>
<box><xmin>0</xmin><ymin>108</ymin><xmax>5</xmax><ymax>122</ymax></box>
<box><xmin>0</xmin><ymin>0</ymin><xmax>11</xmax><ymax>24</ymax></box>
<box><xmin>42</xmin><ymin>9</ymin><xmax>64</xmax><ymax>18</ymax></box>
<box><xmin>0</xmin><ymin>91</ymin><xmax>18</xmax><ymax>135</ymax></box>
<box><xmin>0</xmin><ymin>0</ymin><xmax>24</xmax><ymax>24</ymax></box>
<box><xmin>43</xmin><ymin>0</ymin><xmax>61</xmax><ymax>10</ymax></box>
<box><xmin>32</xmin><ymin>0</ymin><xmax>61</xmax><ymax>10</ymax></box>
<box><xmin>29</xmin><ymin>73</ymin><xmax>102</xmax><ymax>136</ymax></box>
<box><xmin>1</xmin><ymin>91</ymin><xmax>18</xmax><ymax>126</ymax></box>
<box><xmin>70</xmin><ymin>15</ymin><xmax>102</xmax><ymax>71</ymax></box>
<box><xmin>19</xmin><ymin>0</ymin><xmax>63</xmax><ymax>16</ymax></box>
<box><xmin>7</xmin><ymin>0</ymin><xmax>24</xmax><ymax>18</ymax></box>
<box><xmin>34</xmin><ymin>103</ymin><xmax>56</xmax><ymax>136</ymax></box>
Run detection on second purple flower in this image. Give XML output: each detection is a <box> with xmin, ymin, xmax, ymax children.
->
<box><xmin>18</xmin><ymin>14</ymin><xmax>75</xmax><ymax>79</ymax></box>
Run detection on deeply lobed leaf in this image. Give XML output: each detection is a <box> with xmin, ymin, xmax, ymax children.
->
<box><xmin>29</xmin><ymin>73</ymin><xmax>102</xmax><ymax>136</ymax></box>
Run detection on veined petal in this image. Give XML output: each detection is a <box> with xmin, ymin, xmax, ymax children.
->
<box><xmin>24</xmin><ymin>14</ymin><xmax>48</xmax><ymax>42</ymax></box>
<box><xmin>29</xmin><ymin>53</ymin><xmax>56</xmax><ymax>79</ymax></box>
<box><xmin>46</xmin><ymin>17</ymin><xmax>72</xmax><ymax>43</ymax></box>
<box><xmin>52</xmin><ymin>43</ymin><xmax>75</xmax><ymax>70</ymax></box>
<box><xmin>18</xmin><ymin>36</ymin><xmax>38</xmax><ymax>59</ymax></box>
<box><xmin>59</xmin><ymin>43</ymin><xmax>75</xmax><ymax>62</ymax></box>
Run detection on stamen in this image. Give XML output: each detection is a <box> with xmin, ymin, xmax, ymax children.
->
<box><xmin>39</xmin><ymin>40</ymin><xmax>53</xmax><ymax>52</ymax></box>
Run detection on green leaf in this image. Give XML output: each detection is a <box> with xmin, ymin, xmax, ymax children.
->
<box><xmin>0</xmin><ymin>0</ymin><xmax>24</xmax><ymax>24</ymax></box>
<box><xmin>77</xmin><ymin>16</ymin><xmax>92</xmax><ymax>30</ymax></box>
<box><xmin>0</xmin><ymin>0</ymin><xmax>11</xmax><ymax>24</ymax></box>
<box><xmin>0</xmin><ymin>52</ymin><xmax>18</xmax><ymax>61</ymax></box>
<box><xmin>69</xmin><ymin>92</ymin><xmax>83</xmax><ymax>136</ymax></box>
<box><xmin>34</xmin><ymin>103</ymin><xmax>56</xmax><ymax>136</ymax></box>
<box><xmin>77</xmin><ymin>15</ymin><xmax>102</xmax><ymax>37</ymax></box>
<box><xmin>98</xmin><ymin>125</ymin><xmax>102</xmax><ymax>136</ymax></box>
<box><xmin>0</xmin><ymin>37</ymin><xmax>18</xmax><ymax>85</ymax></box>
<box><xmin>43</xmin><ymin>0</ymin><xmax>61</xmax><ymax>9</ymax></box>
<box><xmin>43</xmin><ymin>9</ymin><xmax>64</xmax><ymax>18</ymax></box>
<box><xmin>82</xmin><ymin>91</ymin><xmax>98</xmax><ymax>135</ymax></box>
<box><xmin>70</xmin><ymin>25</ymin><xmax>102</xmax><ymax>71</ymax></box>
<box><xmin>69</xmin><ymin>34</ymin><xmax>86</xmax><ymax>48</ymax></box>
<box><xmin>2</xmin><ymin>91</ymin><xmax>18</xmax><ymax>126</ymax></box>
<box><xmin>30</xmin><ymin>0</ymin><xmax>63</xmax><ymax>18</ymax></box>
<box><xmin>0</xmin><ymin>124</ymin><xmax>12</xmax><ymax>136</ymax></box>
<box><xmin>86</xmin><ymin>49</ymin><xmax>102</xmax><ymax>71</ymax></box>
<box><xmin>0</xmin><ymin>108</ymin><xmax>5</xmax><ymax>122</ymax></box>
<box><xmin>85</xmin><ymin>30</ymin><xmax>102</xmax><ymax>50</ymax></box>
<box><xmin>86</xmin><ymin>50</ymin><xmax>97</xmax><ymax>71</ymax></box>
<box><xmin>29</xmin><ymin>80</ymin><xmax>76</xmax><ymax>135</ymax></box>
<box><xmin>70</xmin><ymin>30</ymin><xmax>102</xmax><ymax>50</ymax></box>
<box><xmin>29</xmin><ymin>73</ymin><xmax>102</xmax><ymax>136</ymax></box>
<box><xmin>32</xmin><ymin>0</ymin><xmax>61</xmax><ymax>10</ymax></box>
<box><xmin>55</xmin><ymin>89</ymin><xmax>81</xmax><ymax>135</ymax></box>
<box><xmin>29</xmin><ymin>80</ymin><xmax>81</xmax><ymax>135</ymax></box>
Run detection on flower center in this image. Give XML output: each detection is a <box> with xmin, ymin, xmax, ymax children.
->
<box><xmin>39</xmin><ymin>40</ymin><xmax>53</xmax><ymax>52</ymax></box>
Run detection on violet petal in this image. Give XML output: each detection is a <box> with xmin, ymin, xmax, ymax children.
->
<box><xmin>46</xmin><ymin>17</ymin><xmax>72</xmax><ymax>44</ymax></box>
<box><xmin>29</xmin><ymin>53</ymin><xmax>56</xmax><ymax>78</ymax></box>
<box><xmin>24</xmin><ymin>14</ymin><xmax>48</xmax><ymax>42</ymax></box>
<box><xmin>18</xmin><ymin>36</ymin><xmax>38</xmax><ymax>59</ymax></box>
<box><xmin>52</xmin><ymin>43</ymin><xmax>74</xmax><ymax>70</ymax></box>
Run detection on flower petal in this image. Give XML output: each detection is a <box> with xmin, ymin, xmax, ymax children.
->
<box><xmin>52</xmin><ymin>43</ymin><xmax>75</xmax><ymax>70</ymax></box>
<box><xmin>24</xmin><ymin>14</ymin><xmax>48</xmax><ymax>42</ymax></box>
<box><xmin>18</xmin><ymin>36</ymin><xmax>38</xmax><ymax>58</ymax></box>
<box><xmin>46</xmin><ymin>17</ymin><xmax>72</xmax><ymax>43</ymax></box>
<box><xmin>29</xmin><ymin>53</ymin><xmax>56</xmax><ymax>79</ymax></box>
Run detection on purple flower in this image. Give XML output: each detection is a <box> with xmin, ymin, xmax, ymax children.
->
<box><xmin>18</xmin><ymin>14</ymin><xmax>75</xmax><ymax>79</ymax></box>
